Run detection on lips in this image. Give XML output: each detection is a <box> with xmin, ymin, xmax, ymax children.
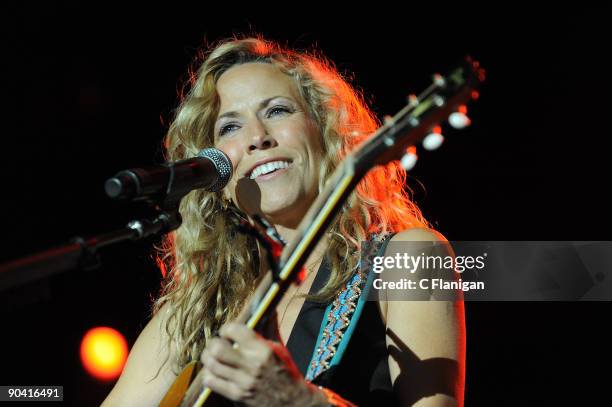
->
<box><xmin>244</xmin><ymin>157</ymin><xmax>293</xmax><ymax>178</ymax></box>
<box><xmin>250</xmin><ymin>160</ymin><xmax>291</xmax><ymax>179</ymax></box>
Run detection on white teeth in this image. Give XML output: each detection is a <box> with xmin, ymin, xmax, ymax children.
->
<box><xmin>249</xmin><ymin>160</ymin><xmax>290</xmax><ymax>179</ymax></box>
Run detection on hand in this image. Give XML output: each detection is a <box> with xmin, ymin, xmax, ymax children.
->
<box><xmin>200</xmin><ymin>322</ymin><xmax>326</xmax><ymax>406</ymax></box>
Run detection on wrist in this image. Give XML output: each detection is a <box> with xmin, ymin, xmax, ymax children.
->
<box><xmin>304</xmin><ymin>382</ymin><xmax>356</xmax><ymax>407</ymax></box>
<box><xmin>306</xmin><ymin>383</ymin><xmax>331</xmax><ymax>407</ymax></box>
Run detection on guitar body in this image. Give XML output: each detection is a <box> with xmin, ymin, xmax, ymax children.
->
<box><xmin>159</xmin><ymin>362</ymin><xmax>230</xmax><ymax>407</ymax></box>
<box><xmin>159</xmin><ymin>362</ymin><xmax>200</xmax><ymax>407</ymax></box>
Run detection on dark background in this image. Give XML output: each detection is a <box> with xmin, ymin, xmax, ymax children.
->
<box><xmin>1</xmin><ymin>2</ymin><xmax>611</xmax><ymax>405</ymax></box>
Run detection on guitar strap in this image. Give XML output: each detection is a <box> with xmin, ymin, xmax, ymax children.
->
<box><xmin>305</xmin><ymin>232</ymin><xmax>394</xmax><ymax>382</ymax></box>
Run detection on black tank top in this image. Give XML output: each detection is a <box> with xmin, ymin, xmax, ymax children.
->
<box><xmin>285</xmin><ymin>256</ymin><xmax>398</xmax><ymax>406</ymax></box>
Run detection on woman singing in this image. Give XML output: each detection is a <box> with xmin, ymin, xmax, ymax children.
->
<box><xmin>103</xmin><ymin>36</ymin><xmax>465</xmax><ymax>407</ymax></box>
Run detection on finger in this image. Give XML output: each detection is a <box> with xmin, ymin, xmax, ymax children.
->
<box><xmin>202</xmin><ymin>337</ymin><xmax>243</xmax><ymax>367</ymax></box>
<box><xmin>220</xmin><ymin>323</ymin><xmax>266</xmax><ymax>352</ymax></box>
<box><xmin>219</xmin><ymin>323</ymin><xmax>277</xmax><ymax>375</ymax></box>
<box><xmin>203</xmin><ymin>335</ymin><xmax>271</xmax><ymax>378</ymax></box>
<box><xmin>202</xmin><ymin>369</ymin><xmax>253</xmax><ymax>402</ymax></box>
<box><xmin>202</xmin><ymin>353</ymin><xmax>255</xmax><ymax>389</ymax></box>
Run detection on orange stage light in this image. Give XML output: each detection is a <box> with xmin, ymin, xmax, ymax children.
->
<box><xmin>80</xmin><ymin>327</ymin><xmax>128</xmax><ymax>381</ymax></box>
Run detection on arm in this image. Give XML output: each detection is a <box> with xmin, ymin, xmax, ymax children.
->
<box><xmin>101</xmin><ymin>305</ymin><xmax>178</xmax><ymax>407</ymax></box>
<box><xmin>380</xmin><ymin>228</ymin><xmax>466</xmax><ymax>407</ymax></box>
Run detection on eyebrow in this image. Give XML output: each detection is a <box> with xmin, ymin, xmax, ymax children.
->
<box><xmin>216</xmin><ymin>96</ymin><xmax>291</xmax><ymax>122</ymax></box>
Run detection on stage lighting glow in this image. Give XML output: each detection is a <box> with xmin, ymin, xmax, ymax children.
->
<box><xmin>80</xmin><ymin>327</ymin><xmax>128</xmax><ymax>381</ymax></box>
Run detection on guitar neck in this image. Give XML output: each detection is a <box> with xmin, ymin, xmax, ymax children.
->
<box><xmin>176</xmin><ymin>163</ymin><xmax>359</xmax><ymax>407</ymax></box>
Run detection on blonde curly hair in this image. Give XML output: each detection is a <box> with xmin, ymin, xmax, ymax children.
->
<box><xmin>154</xmin><ymin>36</ymin><xmax>429</xmax><ymax>370</ymax></box>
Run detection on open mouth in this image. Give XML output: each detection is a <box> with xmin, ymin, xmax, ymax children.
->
<box><xmin>248</xmin><ymin>160</ymin><xmax>293</xmax><ymax>180</ymax></box>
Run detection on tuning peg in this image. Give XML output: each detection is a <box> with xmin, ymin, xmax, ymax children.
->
<box><xmin>407</xmin><ymin>94</ymin><xmax>418</xmax><ymax>107</ymax></box>
<box><xmin>422</xmin><ymin>126</ymin><xmax>444</xmax><ymax>151</ymax></box>
<box><xmin>400</xmin><ymin>146</ymin><xmax>418</xmax><ymax>171</ymax></box>
<box><xmin>448</xmin><ymin>105</ymin><xmax>471</xmax><ymax>129</ymax></box>
<box><xmin>433</xmin><ymin>73</ymin><xmax>446</xmax><ymax>87</ymax></box>
<box><xmin>383</xmin><ymin>115</ymin><xmax>394</xmax><ymax>125</ymax></box>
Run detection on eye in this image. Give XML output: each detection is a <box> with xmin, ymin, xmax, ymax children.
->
<box><xmin>266</xmin><ymin>105</ymin><xmax>293</xmax><ymax>118</ymax></box>
<box><xmin>218</xmin><ymin>122</ymin><xmax>240</xmax><ymax>137</ymax></box>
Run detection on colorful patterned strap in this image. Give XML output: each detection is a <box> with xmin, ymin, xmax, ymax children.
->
<box><xmin>305</xmin><ymin>233</ymin><xmax>392</xmax><ymax>381</ymax></box>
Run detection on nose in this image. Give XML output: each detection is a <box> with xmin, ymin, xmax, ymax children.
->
<box><xmin>247</xmin><ymin>119</ymin><xmax>276</xmax><ymax>152</ymax></box>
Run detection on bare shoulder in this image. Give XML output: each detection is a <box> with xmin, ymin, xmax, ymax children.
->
<box><xmin>389</xmin><ymin>227</ymin><xmax>448</xmax><ymax>243</ymax></box>
<box><xmin>101</xmin><ymin>303</ymin><xmax>178</xmax><ymax>406</ymax></box>
<box><xmin>387</xmin><ymin>227</ymin><xmax>454</xmax><ymax>262</ymax></box>
<box><xmin>379</xmin><ymin>228</ymin><xmax>465</xmax><ymax>405</ymax></box>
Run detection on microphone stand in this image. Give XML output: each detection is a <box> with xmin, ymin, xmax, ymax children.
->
<box><xmin>0</xmin><ymin>160</ymin><xmax>193</xmax><ymax>292</ymax></box>
<box><xmin>0</xmin><ymin>206</ymin><xmax>181</xmax><ymax>292</ymax></box>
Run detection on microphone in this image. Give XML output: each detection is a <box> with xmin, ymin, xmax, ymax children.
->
<box><xmin>105</xmin><ymin>148</ymin><xmax>233</xmax><ymax>202</ymax></box>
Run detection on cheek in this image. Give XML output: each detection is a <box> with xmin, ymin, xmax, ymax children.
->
<box><xmin>280</xmin><ymin>118</ymin><xmax>321</xmax><ymax>151</ymax></box>
<box><xmin>215</xmin><ymin>140</ymin><xmax>243</xmax><ymax>200</ymax></box>
<box><xmin>215</xmin><ymin>140</ymin><xmax>243</xmax><ymax>175</ymax></box>
<box><xmin>302</xmin><ymin>127</ymin><xmax>325</xmax><ymax>164</ymax></box>
<box><xmin>295</xmin><ymin>114</ymin><xmax>323</xmax><ymax>151</ymax></box>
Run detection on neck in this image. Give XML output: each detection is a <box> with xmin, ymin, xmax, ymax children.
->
<box><xmin>274</xmin><ymin>223</ymin><xmax>329</xmax><ymax>274</ymax></box>
<box><xmin>274</xmin><ymin>223</ymin><xmax>299</xmax><ymax>245</ymax></box>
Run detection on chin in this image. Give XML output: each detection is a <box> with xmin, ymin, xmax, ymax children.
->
<box><xmin>259</xmin><ymin>196</ymin><xmax>308</xmax><ymax>224</ymax></box>
<box><xmin>260</xmin><ymin>200</ymin><xmax>298</xmax><ymax>217</ymax></box>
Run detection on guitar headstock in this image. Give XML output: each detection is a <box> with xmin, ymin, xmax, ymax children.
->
<box><xmin>354</xmin><ymin>56</ymin><xmax>485</xmax><ymax>173</ymax></box>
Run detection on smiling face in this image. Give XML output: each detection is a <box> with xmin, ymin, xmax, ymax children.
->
<box><xmin>213</xmin><ymin>62</ymin><xmax>324</xmax><ymax>227</ymax></box>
